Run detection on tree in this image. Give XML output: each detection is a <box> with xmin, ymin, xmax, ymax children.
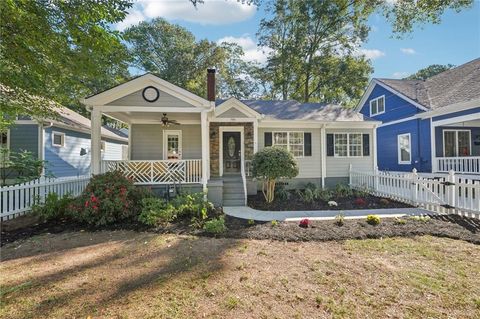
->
<box><xmin>252</xmin><ymin>147</ymin><xmax>299</xmax><ymax>203</ymax></box>
<box><xmin>124</xmin><ymin>18</ymin><xmax>257</xmax><ymax>99</ymax></box>
<box><xmin>0</xmin><ymin>0</ymin><xmax>133</xmax><ymax>130</ymax></box>
<box><xmin>406</xmin><ymin>64</ymin><xmax>455</xmax><ymax>80</ymax></box>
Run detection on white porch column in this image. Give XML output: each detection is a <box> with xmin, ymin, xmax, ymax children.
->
<box><xmin>430</xmin><ymin>118</ymin><xmax>437</xmax><ymax>172</ymax></box>
<box><xmin>90</xmin><ymin>108</ymin><xmax>102</xmax><ymax>175</ymax></box>
<box><xmin>253</xmin><ymin>119</ymin><xmax>258</xmax><ymax>153</ymax></box>
<box><xmin>201</xmin><ymin>111</ymin><xmax>208</xmax><ymax>191</ymax></box>
<box><xmin>320</xmin><ymin>124</ymin><xmax>326</xmax><ymax>188</ymax></box>
<box><xmin>372</xmin><ymin>125</ymin><xmax>378</xmax><ymax>171</ymax></box>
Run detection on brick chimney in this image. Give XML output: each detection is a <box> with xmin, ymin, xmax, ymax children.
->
<box><xmin>207</xmin><ymin>68</ymin><xmax>216</xmax><ymax>102</ymax></box>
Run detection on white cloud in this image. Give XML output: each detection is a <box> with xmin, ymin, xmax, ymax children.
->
<box><xmin>392</xmin><ymin>71</ymin><xmax>409</xmax><ymax>79</ymax></box>
<box><xmin>217</xmin><ymin>35</ymin><xmax>271</xmax><ymax>64</ymax></box>
<box><xmin>114</xmin><ymin>0</ymin><xmax>256</xmax><ymax>30</ymax></box>
<box><xmin>356</xmin><ymin>48</ymin><xmax>386</xmax><ymax>60</ymax></box>
<box><xmin>400</xmin><ymin>48</ymin><xmax>416</xmax><ymax>55</ymax></box>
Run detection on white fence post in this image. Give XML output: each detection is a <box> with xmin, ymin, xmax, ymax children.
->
<box><xmin>447</xmin><ymin>170</ymin><xmax>456</xmax><ymax>210</ymax></box>
<box><xmin>410</xmin><ymin>168</ymin><xmax>418</xmax><ymax>204</ymax></box>
<box><xmin>373</xmin><ymin>166</ymin><xmax>379</xmax><ymax>193</ymax></box>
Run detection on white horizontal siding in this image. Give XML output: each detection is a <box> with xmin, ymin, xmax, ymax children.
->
<box><xmin>103</xmin><ymin>140</ymin><xmax>125</xmax><ymax>161</ymax></box>
<box><xmin>107</xmin><ymin>88</ymin><xmax>192</xmax><ymax>107</ymax></box>
<box><xmin>217</xmin><ymin>108</ymin><xmax>251</xmax><ymax>118</ymax></box>
<box><xmin>258</xmin><ymin>128</ymin><xmax>322</xmax><ymax>178</ymax></box>
<box><xmin>130</xmin><ymin>124</ymin><xmax>202</xmax><ymax>160</ymax></box>
<box><xmin>325</xmin><ymin>128</ymin><xmax>374</xmax><ymax>177</ymax></box>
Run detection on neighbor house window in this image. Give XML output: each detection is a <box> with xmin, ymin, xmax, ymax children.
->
<box><xmin>334</xmin><ymin>133</ymin><xmax>363</xmax><ymax>157</ymax></box>
<box><xmin>443</xmin><ymin>130</ymin><xmax>471</xmax><ymax>157</ymax></box>
<box><xmin>52</xmin><ymin>131</ymin><xmax>65</xmax><ymax>147</ymax></box>
<box><xmin>370</xmin><ymin>95</ymin><xmax>385</xmax><ymax>116</ymax></box>
<box><xmin>273</xmin><ymin>132</ymin><xmax>304</xmax><ymax>157</ymax></box>
<box><xmin>163</xmin><ymin>130</ymin><xmax>182</xmax><ymax>160</ymax></box>
<box><xmin>397</xmin><ymin>133</ymin><xmax>411</xmax><ymax>164</ymax></box>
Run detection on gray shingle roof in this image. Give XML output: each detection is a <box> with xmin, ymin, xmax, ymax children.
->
<box><xmin>377</xmin><ymin>58</ymin><xmax>480</xmax><ymax>109</ymax></box>
<box><xmin>216</xmin><ymin>99</ymin><xmax>369</xmax><ymax>121</ymax></box>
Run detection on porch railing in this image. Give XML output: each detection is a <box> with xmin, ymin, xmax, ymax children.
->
<box><xmin>102</xmin><ymin>160</ymin><xmax>202</xmax><ymax>185</ymax></box>
<box><xmin>436</xmin><ymin>156</ymin><xmax>480</xmax><ymax>174</ymax></box>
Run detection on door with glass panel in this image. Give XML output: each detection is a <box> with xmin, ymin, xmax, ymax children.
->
<box><xmin>443</xmin><ymin>130</ymin><xmax>471</xmax><ymax>157</ymax></box>
<box><xmin>164</xmin><ymin>130</ymin><xmax>182</xmax><ymax>160</ymax></box>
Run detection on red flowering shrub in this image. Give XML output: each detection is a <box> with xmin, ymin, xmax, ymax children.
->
<box><xmin>69</xmin><ymin>171</ymin><xmax>152</xmax><ymax>226</ymax></box>
<box><xmin>299</xmin><ymin>218</ymin><xmax>310</xmax><ymax>228</ymax></box>
<box><xmin>354</xmin><ymin>198</ymin><xmax>367</xmax><ymax>207</ymax></box>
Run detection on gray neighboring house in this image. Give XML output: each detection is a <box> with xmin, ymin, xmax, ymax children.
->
<box><xmin>1</xmin><ymin>107</ymin><xmax>128</xmax><ymax>178</ymax></box>
<box><xmin>83</xmin><ymin>71</ymin><xmax>380</xmax><ymax>206</ymax></box>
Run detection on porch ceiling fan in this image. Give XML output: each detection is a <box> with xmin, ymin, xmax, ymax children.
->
<box><xmin>161</xmin><ymin>113</ymin><xmax>180</xmax><ymax>127</ymax></box>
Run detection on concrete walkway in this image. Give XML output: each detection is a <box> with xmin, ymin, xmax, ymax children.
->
<box><xmin>223</xmin><ymin>206</ymin><xmax>432</xmax><ymax>222</ymax></box>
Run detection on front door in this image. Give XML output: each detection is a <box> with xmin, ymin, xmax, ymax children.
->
<box><xmin>223</xmin><ymin>132</ymin><xmax>241</xmax><ymax>174</ymax></box>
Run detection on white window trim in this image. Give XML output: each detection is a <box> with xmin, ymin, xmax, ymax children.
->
<box><xmin>442</xmin><ymin>129</ymin><xmax>471</xmax><ymax>157</ymax></box>
<box><xmin>369</xmin><ymin>95</ymin><xmax>385</xmax><ymax>117</ymax></box>
<box><xmin>52</xmin><ymin>131</ymin><xmax>65</xmax><ymax>148</ymax></box>
<box><xmin>272</xmin><ymin>131</ymin><xmax>305</xmax><ymax>158</ymax></box>
<box><xmin>101</xmin><ymin>141</ymin><xmax>106</xmax><ymax>152</ymax></box>
<box><xmin>333</xmin><ymin>133</ymin><xmax>364</xmax><ymax>158</ymax></box>
<box><xmin>397</xmin><ymin>133</ymin><xmax>411</xmax><ymax>164</ymax></box>
<box><xmin>163</xmin><ymin>130</ymin><xmax>182</xmax><ymax>160</ymax></box>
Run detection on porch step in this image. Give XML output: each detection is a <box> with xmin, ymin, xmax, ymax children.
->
<box><xmin>222</xmin><ymin>175</ymin><xmax>245</xmax><ymax>207</ymax></box>
<box><xmin>223</xmin><ymin>199</ymin><xmax>245</xmax><ymax>206</ymax></box>
<box><xmin>224</xmin><ymin>193</ymin><xmax>245</xmax><ymax>200</ymax></box>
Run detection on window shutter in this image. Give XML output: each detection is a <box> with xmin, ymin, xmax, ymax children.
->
<box><xmin>264</xmin><ymin>132</ymin><xmax>272</xmax><ymax>147</ymax></box>
<box><xmin>304</xmin><ymin>133</ymin><xmax>312</xmax><ymax>156</ymax></box>
<box><xmin>327</xmin><ymin>134</ymin><xmax>334</xmax><ymax>156</ymax></box>
<box><xmin>363</xmin><ymin>134</ymin><xmax>370</xmax><ymax>156</ymax></box>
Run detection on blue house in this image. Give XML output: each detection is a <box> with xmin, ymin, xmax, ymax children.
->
<box><xmin>356</xmin><ymin>58</ymin><xmax>480</xmax><ymax>175</ymax></box>
<box><xmin>1</xmin><ymin>107</ymin><xmax>128</xmax><ymax>177</ymax></box>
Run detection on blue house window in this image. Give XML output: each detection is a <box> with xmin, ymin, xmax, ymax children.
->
<box><xmin>370</xmin><ymin>95</ymin><xmax>385</xmax><ymax>116</ymax></box>
<box><xmin>397</xmin><ymin>133</ymin><xmax>411</xmax><ymax>164</ymax></box>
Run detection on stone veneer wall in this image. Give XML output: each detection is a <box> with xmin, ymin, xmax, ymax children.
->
<box><xmin>209</xmin><ymin>122</ymin><xmax>254</xmax><ymax>176</ymax></box>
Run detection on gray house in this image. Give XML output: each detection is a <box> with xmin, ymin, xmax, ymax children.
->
<box><xmin>83</xmin><ymin>71</ymin><xmax>379</xmax><ymax>206</ymax></box>
<box><xmin>1</xmin><ymin>107</ymin><xmax>128</xmax><ymax>178</ymax></box>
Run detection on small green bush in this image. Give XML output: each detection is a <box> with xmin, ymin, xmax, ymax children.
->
<box><xmin>410</xmin><ymin>215</ymin><xmax>431</xmax><ymax>223</ymax></box>
<box><xmin>318</xmin><ymin>189</ymin><xmax>333</xmax><ymax>202</ymax></box>
<box><xmin>275</xmin><ymin>185</ymin><xmax>290</xmax><ymax>201</ymax></box>
<box><xmin>247</xmin><ymin>219</ymin><xmax>255</xmax><ymax>225</ymax></box>
<box><xmin>271</xmin><ymin>220</ymin><xmax>279</xmax><ymax>227</ymax></box>
<box><xmin>138</xmin><ymin>197</ymin><xmax>176</xmax><ymax>226</ymax></box>
<box><xmin>334</xmin><ymin>213</ymin><xmax>345</xmax><ymax>226</ymax></box>
<box><xmin>302</xmin><ymin>188</ymin><xmax>315</xmax><ymax>203</ymax></box>
<box><xmin>334</xmin><ymin>184</ymin><xmax>353</xmax><ymax>198</ymax></box>
<box><xmin>33</xmin><ymin>193</ymin><xmax>73</xmax><ymax>220</ymax></box>
<box><xmin>366</xmin><ymin>214</ymin><xmax>381</xmax><ymax>226</ymax></box>
<box><xmin>394</xmin><ymin>217</ymin><xmax>407</xmax><ymax>225</ymax></box>
<box><xmin>203</xmin><ymin>216</ymin><xmax>227</xmax><ymax>234</ymax></box>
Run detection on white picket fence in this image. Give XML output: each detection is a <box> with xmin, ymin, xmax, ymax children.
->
<box><xmin>349</xmin><ymin>166</ymin><xmax>480</xmax><ymax>219</ymax></box>
<box><xmin>1</xmin><ymin>175</ymin><xmax>91</xmax><ymax>220</ymax></box>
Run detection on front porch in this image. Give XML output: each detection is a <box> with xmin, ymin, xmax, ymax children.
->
<box><xmin>431</xmin><ymin>113</ymin><xmax>480</xmax><ymax>175</ymax></box>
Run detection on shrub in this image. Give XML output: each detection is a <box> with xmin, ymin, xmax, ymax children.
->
<box><xmin>33</xmin><ymin>193</ymin><xmax>73</xmax><ymax>220</ymax></box>
<box><xmin>138</xmin><ymin>197</ymin><xmax>176</xmax><ymax>226</ymax></box>
<box><xmin>379</xmin><ymin>198</ymin><xmax>390</xmax><ymax>206</ymax></box>
<box><xmin>334</xmin><ymin>184</ymin><xmax>353</xmax><ymax>198</ymax></box>
<box><xmin>271</xmin><ymin>220</ymin><xmax>279</xmax><ymax>227</ymax></box>
<box><xmin>275</xmin><ymin>185</ymin><xmax>290</xmax><ymax>201</ymax></box>
<box><xmin>69</xmin><ymin>171</ymin><xmax>152</xmax><ymax>226</ymax></box>
<box><xmin>247</xmin><ymin>219</ymin><xmax>255</xmax><ymax>226</ymax></box>
<box><xmin>203</xmin><ymin>216</ymin><xmax>227</xmax><ymax>234</ymax></box>
<box><xmin>394</xmin><ymin>217</ymin><xmax>406</xmax><ymax>225</ymax></box>
<box><xmin>334</xmin><ymin>213</ymin><xmax>345</xmax><ymax>226</ymax></box>
<box><xmin>302</xmin><ymin>188</ymin><xmax>315</xmax><ymax>203</ymax></box>
<box><xmin>318</xmin><ymin>189</ymin><xmax>333</xmax><ymax>202</ymax></box>
<box><xmin>252</xmin><ymin>147</ymin><xmax>299</xmax><ymax>203</ymax></box>
<box><xmin>366</xmin><ymin>214</ymin><xmax>381</xmax><ymax>225</ymax></box>
<box><xmin>354</xmin><ymin>198</ymin><xmax>367</xmax><ymax>206</ymax></box>
<box><xmin>410</xmin><ymin>215</ymin><xmax>431</xmax><ymax>223</ymax></box>
<box><xmin>299</xmin><ymin>218</ymin><xmax>310</xmax><ymax>228</ymax></box>
<box><xmin>170</xmin><ymin>192</ymin><xmax>215</xmax><ymax>229</ymax></box>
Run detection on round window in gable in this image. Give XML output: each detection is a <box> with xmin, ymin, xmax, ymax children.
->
<box><xmin>142</xmin><ymin>86</ymin><xmax>160</xmax><ymax>102</ymax></box>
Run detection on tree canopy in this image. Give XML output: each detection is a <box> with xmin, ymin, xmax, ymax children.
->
<box><xmin>0</xmin><ymin>0</ymin><xmax>133</xmax><ymax>130</ymax></box>
<box><xmin>406</xmin><ymin>64</ymin><xmax>455</xmax><ymax>80</ymax></box>
<box><xmin>124</xmin><ymin>18</ymin><xmax>257</xmax><ymax>99</ymax></box>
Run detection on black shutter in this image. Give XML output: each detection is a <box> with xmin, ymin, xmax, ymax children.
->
<box><xmin>327</xmin><ymin>134</ymin><xmax>334</xmax><ymax>156</ymax></box>
<box><xmin>265</xmin><ymin>132</ymin><xmax>272</xmax><ymax>147</ymax></box>
<box><xmin>304</xmin><ymin>133</ymin><xmax>312</xmax><ymax>156</ymax></box>
<box><xmin>363</xmin><ymin>134</ymin><xmax>370</xmax><ymax>156</ymax></box>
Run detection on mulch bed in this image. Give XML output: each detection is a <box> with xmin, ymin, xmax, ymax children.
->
<box><xmin>2</xmin><ymin>212</ymin><xmax>479</xmax><ymax>247</ymax></box>
<box><xmin>248</xmin><ymin>192</ymin><xmax>413</xmax><ymax>211</ymax></box>
<box><xmin>224</xmin><ymin>214</ymin><xmax>480</xmax><ymax>245</ymax></box>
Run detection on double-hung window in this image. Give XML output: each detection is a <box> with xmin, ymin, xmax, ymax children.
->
<box><xmin>443</xmin><ymin>130</ymin><xmax>471</xmax><ymax>157</ymax></box>
<box><xmin>397</xmin><ymin>133</ymin><xmax>411</xmax><ymax>164</ymax></box>
<box><xmin>370</xmin><ymin>95</ymin><xmax>385</xmax><ymax>116</ymax></box>
<box><xmin>334</xmin><ymin>133</ymin><xmax>363</xmax><ymax>157</ymax></box>
<box><xmin>273</xmin><ymin>132</ymin><xmax>304</xmax><ymax>157</ymax></box>
<box><xmin>52</xmin><ymin>132</ymin><xmax>65</xmax><ymax>147</ymax></box>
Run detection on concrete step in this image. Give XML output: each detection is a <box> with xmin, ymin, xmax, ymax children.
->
<box><xmin>223</xmin><ymin>199</ymin><xmax>245</xmax><ymax>206</ymax></box>
<box><xmin>224</xmin><ymin>193</ymin><xmax>245</xmax><ymax>200</ymax></box>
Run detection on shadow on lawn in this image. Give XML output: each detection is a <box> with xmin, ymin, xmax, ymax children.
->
<box><xmin>1</xmin><ymin>232</ymin><xmax>239</xmax><ymax>318</ymax></box>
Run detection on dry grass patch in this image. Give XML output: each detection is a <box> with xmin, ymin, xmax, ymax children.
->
<box><xmin>1</xmin><ymin>232</ymin><xmax>479</xmax><ymax>319</ymax></box>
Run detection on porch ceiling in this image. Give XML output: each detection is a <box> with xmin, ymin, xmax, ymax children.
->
<box><xmin>104</xmin><ymin>111</ymin><xmax>201</xmax><ymax>124</ymax></box>
<box><xmin>443</xmin><ymin>119</ymin><xmax>480</xmax><ymax>127</ymax></box>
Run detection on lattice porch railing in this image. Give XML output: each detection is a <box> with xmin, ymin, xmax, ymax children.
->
<box><xmin>102</xmin><ymin>160</ymin><xmax>202</xmax><ymax>185</ymax></box>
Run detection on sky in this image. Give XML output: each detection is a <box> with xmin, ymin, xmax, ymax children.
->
<box><xmin>115</xmin><ymin>0</ymin><xmax>480</xmax><ymax>79</ymax></box>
